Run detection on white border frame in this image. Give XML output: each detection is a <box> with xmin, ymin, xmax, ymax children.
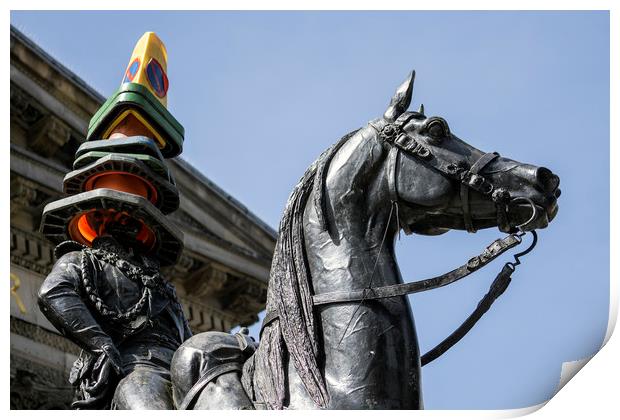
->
<box><xmin>3</xmin><ymin>2</ymin><xmax>616</xmax><ymax>418</ymax></box>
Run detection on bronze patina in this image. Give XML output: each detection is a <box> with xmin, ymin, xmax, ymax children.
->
<box><xmin>171</xmin><ymin>71</ymin><xmax>560</xmax><ymax>410</ymax></box>
<box><xmin>37</xmin><ymin>33</ymin><xmax>560</xmax><ymax>409</ymax></box>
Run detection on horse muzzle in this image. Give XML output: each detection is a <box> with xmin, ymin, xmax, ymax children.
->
<box><xmin>504</xmin><ymin>166</ymin><xmax>561</xmax><ymax>232</ymax></box>
<box><xmin>484</xmin><ymin>160</ymin><xmax>560</xmax><ymax>232</ymax></box>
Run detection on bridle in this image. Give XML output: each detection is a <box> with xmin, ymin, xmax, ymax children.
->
<box><xmin>377</xmin><ymin>111</ymin><xmax>537</xmax><ymax>234</ymax></box>
<box><xmin>260</xmin><ymin>115</ymin><xmax>540</xmax><ymax>367</ymax></box>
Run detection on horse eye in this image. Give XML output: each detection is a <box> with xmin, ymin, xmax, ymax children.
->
<box><xmin>428</xmin><ymin>121</ymin><xmax>446</xmax><ymax>139</ymax></box>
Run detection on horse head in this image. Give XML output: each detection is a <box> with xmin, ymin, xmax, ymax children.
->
<box><xmin>379</xmin><ymin>71</ymin><xmax>560</xmax><ymax>236</ymax></box>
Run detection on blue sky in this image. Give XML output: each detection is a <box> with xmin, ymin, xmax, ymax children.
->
<box><xmin>11</xmin><ymin>11</ymin><xmax>610</xmax><ymax>410</ymax></box>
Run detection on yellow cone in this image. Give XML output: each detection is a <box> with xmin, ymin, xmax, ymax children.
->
<box><xmin>122</xmin><ymin>32</ymin><xmax>169</xmax><ymax>107</ymax></box>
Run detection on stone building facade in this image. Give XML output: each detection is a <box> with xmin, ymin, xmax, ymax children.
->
<box><xmin>9</xmin><ymin>26</ymin><xmax>276</xmax><ymax>409</ymax></box>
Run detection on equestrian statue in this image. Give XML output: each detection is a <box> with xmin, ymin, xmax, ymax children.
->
<box><xmin>38</xmin><ymin>33</ymin><xmax>561</xmax><ymax>409</ymax></box>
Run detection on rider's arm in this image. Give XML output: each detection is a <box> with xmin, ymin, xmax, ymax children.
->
<box><xmin>37</xmin><ymin>251</ymin><xmax>116</xmax><ymax>356</ymax></box>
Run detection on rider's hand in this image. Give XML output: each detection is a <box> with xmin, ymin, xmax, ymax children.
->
<box><xmin>72</xmin><ymin>344</ymin><xmax>125</xmax><ymax>408</ymax></box>
<box><xmin>87</xmin><ymin>344</ymin><xmax>124</xmax><ymax>391</ymax></box>
<box><xmin>99</xmin><ymin>343</ymin><xmax>124</xmax><ymax>375</ymax></box>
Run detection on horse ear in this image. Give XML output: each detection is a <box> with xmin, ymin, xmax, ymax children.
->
<box><xmin>383</xmin><ymin>70</ymin><xmax>415</xmax><ymax>122</ymax></box>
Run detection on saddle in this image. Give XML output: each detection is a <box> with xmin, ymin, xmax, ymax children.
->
<box><xmin>171</xmin><ymin>329</ymin><xmax>257</xmax><ymax>409</ymax></box>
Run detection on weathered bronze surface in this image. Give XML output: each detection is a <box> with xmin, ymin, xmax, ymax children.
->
<box><xmin>38</xmin><ymin>236</ymin><xmax>192</xmax><ymax>408</ymax></box>
<box><xmin>171</xmin><ymin>71</ymin><xmax>560</xmax><ymax>410</ymax></box>
<box><xmin>38</xmin><ymin>70</ymin><xmax>560</xmax><ymax>410</ymax></box>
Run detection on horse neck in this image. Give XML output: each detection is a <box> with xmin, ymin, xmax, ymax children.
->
<box><xmin>304</xmin><ymin>130</ymin><xmax>402</xmax><ymax>294</ymax></box>
<box><xmin>254</xmin><ymin>127</ymin><xmax>420</xmax><ymax>410</ymax></box>
<box><xmin>295</xmin><ymin>134</ymin><xmax>421</xmax><ymax>410</ymax></box>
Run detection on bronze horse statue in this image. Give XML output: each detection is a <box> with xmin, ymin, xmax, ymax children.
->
<box><xmin>170</xmin><ymin>71</ymin><xmax>560</xmax><ymax>410</ymax></box>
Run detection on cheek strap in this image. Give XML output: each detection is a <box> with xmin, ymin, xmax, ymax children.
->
<box><xmin>459</xmin><ymin>152</ymin><xmax>500</xmax><ymax>233</ymax></box>
<box><xmin>386</xmin><ymin>146</ymin><xmax>413</xmax><ymax>235</ymax></box>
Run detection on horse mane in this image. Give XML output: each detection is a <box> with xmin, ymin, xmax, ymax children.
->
<box><xmin>253</xmin><ymin>129</ymin><xmax>360</xmax><ymax>409</ymax></box>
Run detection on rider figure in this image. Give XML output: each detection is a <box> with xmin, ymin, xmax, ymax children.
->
<box><xmin>38</xmin><ymin>220</ymin><xmax>192</xmax><ymax>409</ymax></box>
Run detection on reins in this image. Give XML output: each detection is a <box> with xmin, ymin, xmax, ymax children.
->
<box><xmin>419</xmin><ymin>230</ymin><xmax>537</xmax><ymax>366</ymax></box>
<box><xmin>260</xmin><ymin>227</ymin><xmax>537</xmax><ymax>366</ymax></box>
<box><xmin>260</xmin><ymin>117</ymin><xmax>541</xmax><ymax>368</ymax></box>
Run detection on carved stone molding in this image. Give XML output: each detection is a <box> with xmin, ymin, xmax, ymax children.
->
<box><xmin>11</xmin><ymin>82</ymin><xmax>82</xmax><ymax>168</ymax></box>
<box><xmin>180</xmin><ymin>298</ymin><xmax>237</xmax><ymax>333</ymax></box>
<box><xmin>10</xmin><ymin>83</ymin><xmax>45</xmax><ymax>129</ymax></box>
<box><xmin>222</xmin><ymin>279</ymin><xmax>267</xmax><ymax>324</ymax></box>
<box><xmin>10</xmin><ymin>226</ymin><xmax>55</xmax><ymax>275</ymax></box>
<box><xmin>11</xmin><ymin>177</ymin><xmax>39</xmax><ymax>208</ymax></box>
<box><xmin>10</xmin><ymin>317</ymin><xmax>81</xmax><ymax>356</ymax></box>
<box><xmin>161</xmin><ymin>251</ymin><xmax>204</xmax><ymax>284</ymax></box>
<box><xmin>183</xmin><ymin>263</ymin><xmax>229</xmax><ymax>298</ymax></box>
<box><xmin>10</xmin><ymin>174</ymin><xmax>58</xmax><ymax>233</ymax></box>
<box><xmin>10</xmin><ymin>353</ymin><xmax>74</xmax><ymax>410</ymax></box>
<box><xmin>174</xmin><ymin>257</ymin><xmax>267</xmax><ymax>328</ymax></box>
<box><xmin>28</xmin><ymin>114</ymin><xmax>72</xmax><ymax>158</ymax></box>
<box><xmin>11</xmin><ymin>176</ymin><xmax>54</xmax><ymax>209</ymax></box>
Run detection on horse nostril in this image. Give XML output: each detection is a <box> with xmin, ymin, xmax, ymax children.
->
<box><xmin>536</xmin><ymin>167</ymin><xmax>560</xmax><ymax>193</ymax></box>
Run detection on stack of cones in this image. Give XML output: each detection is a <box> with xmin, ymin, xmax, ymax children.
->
<box><xmin>41</xmin><ymin>32</ymin><xmax>184</xmax><ymax>266</ymax></box>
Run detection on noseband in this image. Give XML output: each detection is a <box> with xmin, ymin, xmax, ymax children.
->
<box><xmin>376</xmin><ymin>112</ymin><xmax>529</xmax><ymax>233</ymax></box>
